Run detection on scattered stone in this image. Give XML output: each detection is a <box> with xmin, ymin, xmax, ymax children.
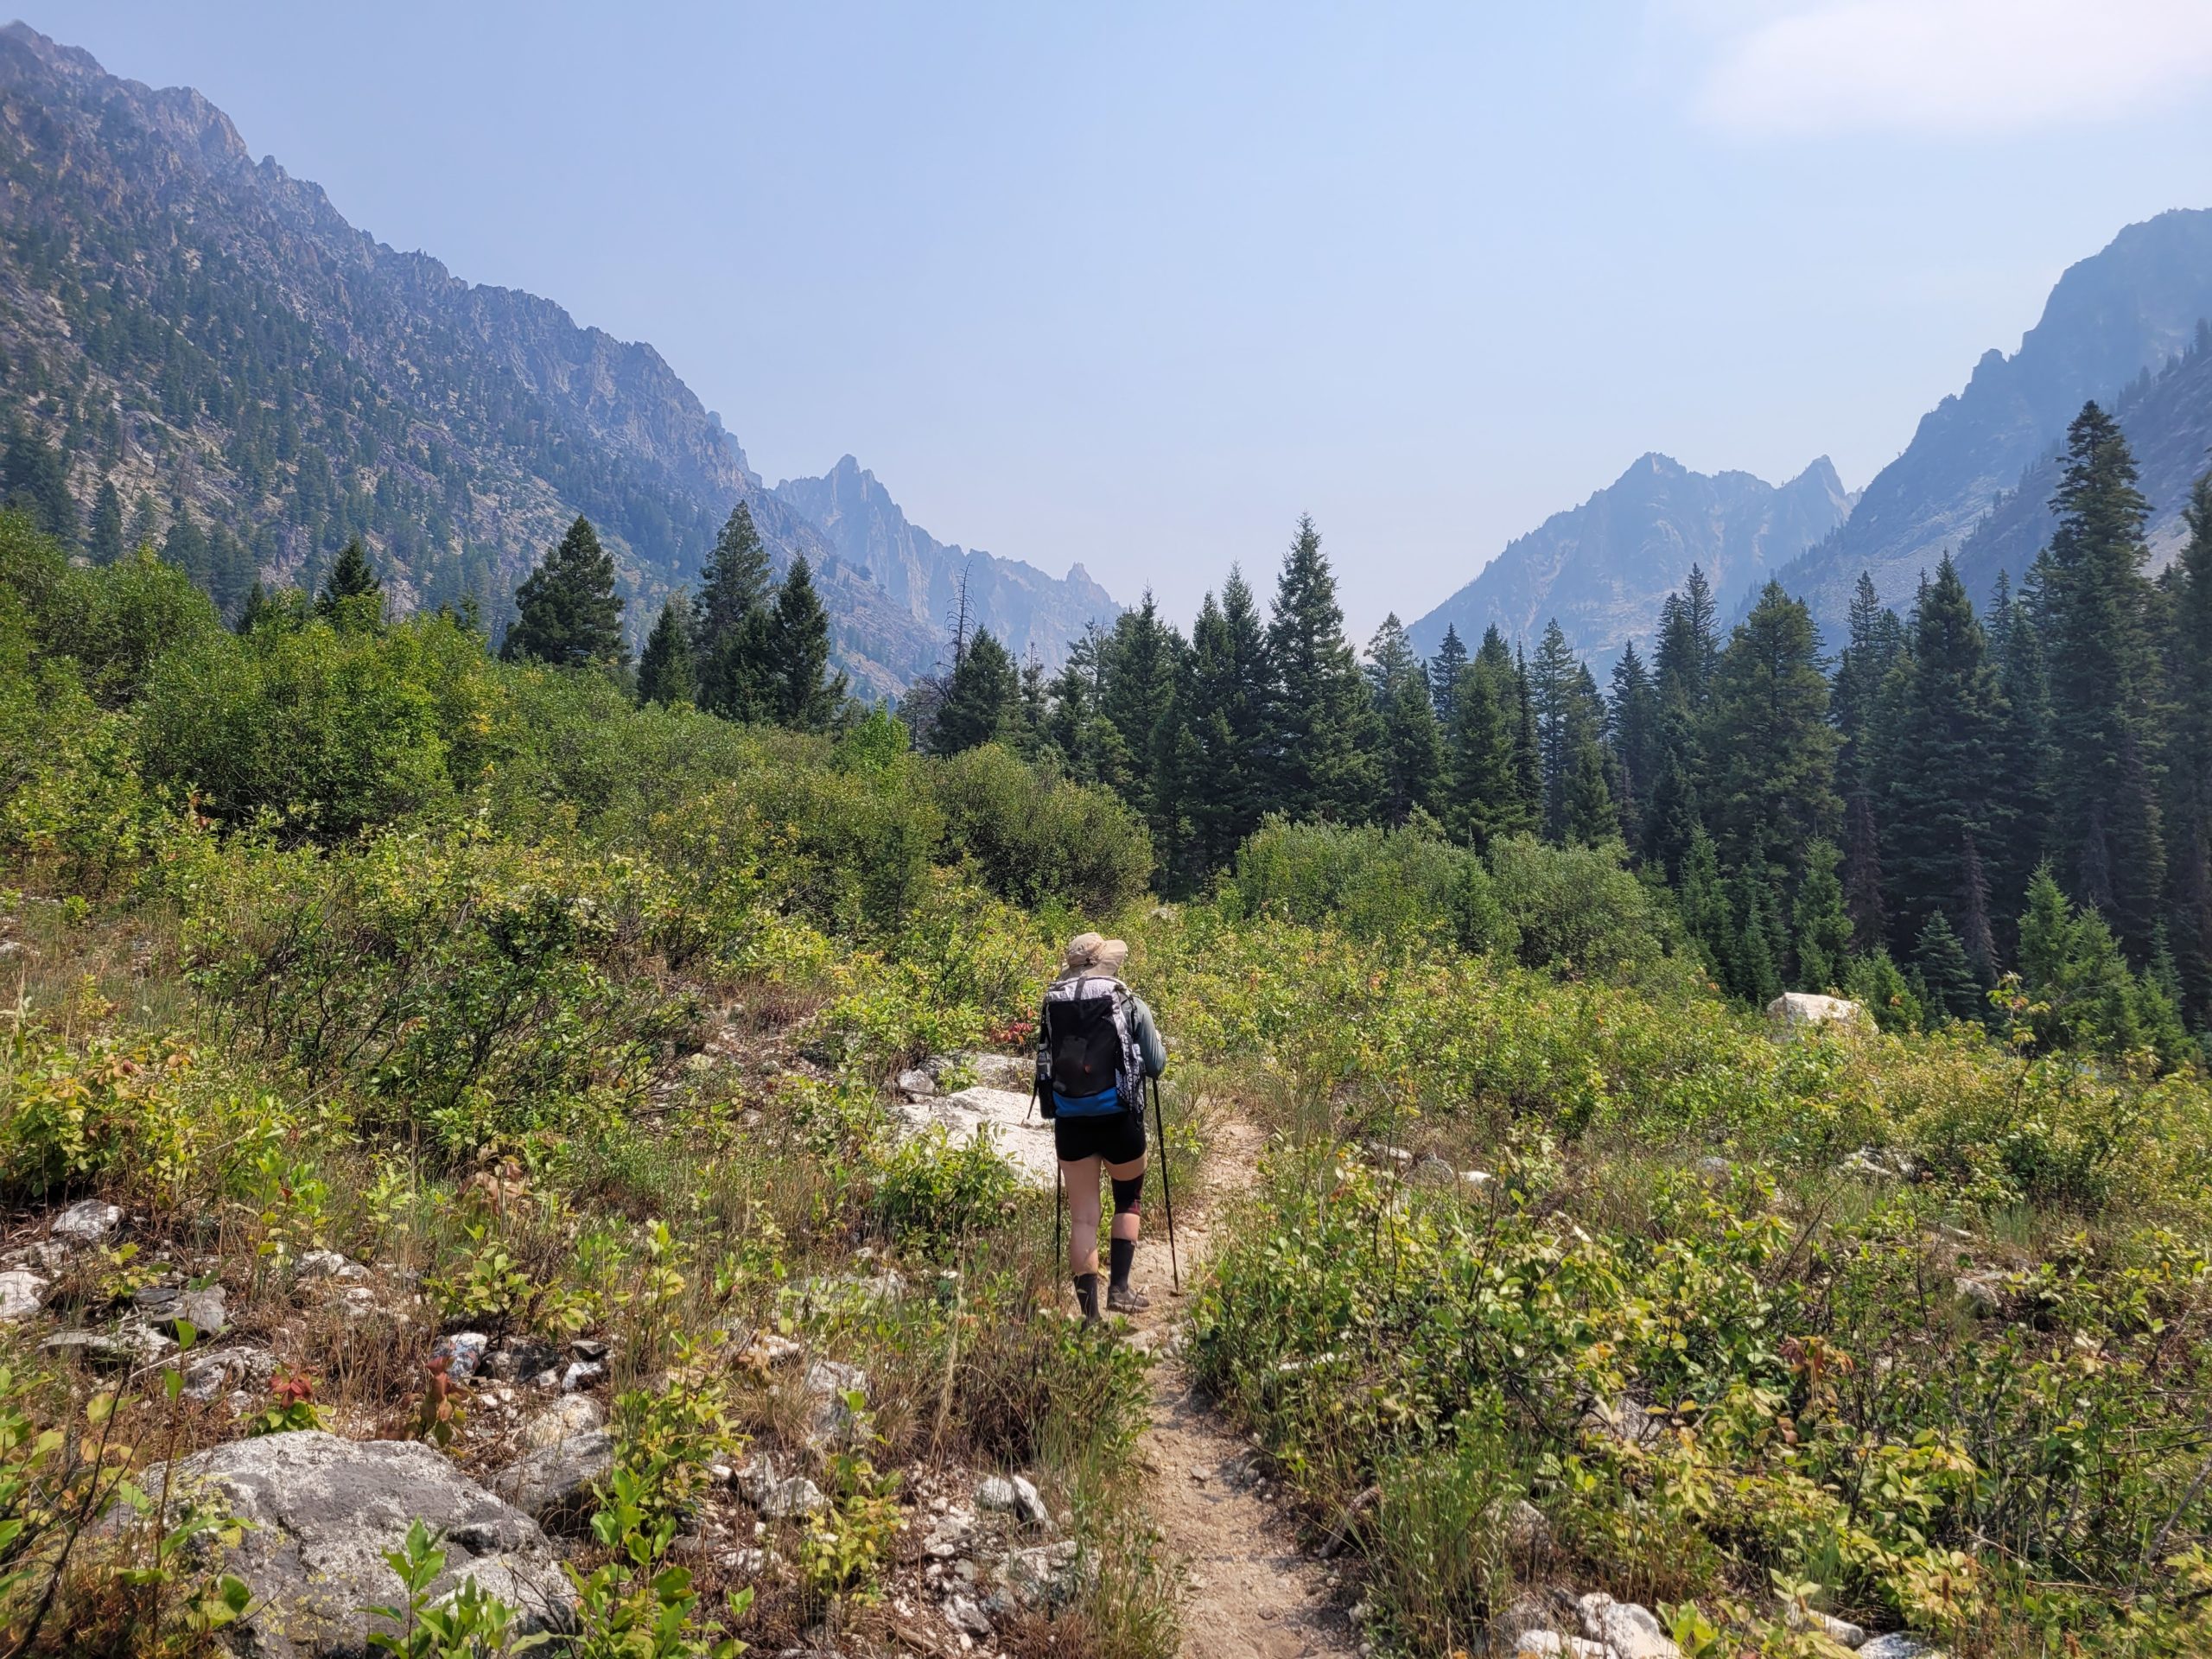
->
<box><xmin>1953</xmin><ymin>1274</ymin><xmax>2002</xmax><ymax>1316</ymax></box>
<box><xmin>491</xmin><ymin>1429</ymin><xmax>614</xmax><ymax>1533</ymax></box>
<box><xmin>1578</xmin><ymin>1593</ymin><xmax>1682</xmax><ymax>1659</ymax></box>
<box><xmin>51</xmin><ymin>1199</ymin><xmax>122</xmax><ymax>1245</ymax></box>
<box><xmin>570</xmin><ymin>1337</ymin><xmax>608</xmax><ymax>1361</ymax></box>
<box><xmin>992</xmin><ymin>1539</ymin><xmax>1082</xmax><ymax>1611</ymax></box>
<box><xmin>435</xmin><ymin>1332</ymin><xmax>491</xmax><ymax>1382</ymax></box>
<box><xmin>0</xmin><ymin>1269</ymin><xmax>48</xmax><ymax>1321</ymax></box>
<box><xmin>1840</xmin><ymin>1147</ymin><xmax>1904</xmax><ymax>1181</ymax></box>
<box><xmin>1857</xmin><ymin>1638</ymin><xmax>1942</xmax><ymax>1659</ymax></box>
<box><xmin>1010</xmin><ymin>1473</ymin><xmax>1050</xmax><ymax>1529</ymax></box>
<box><xmin>943</xmin><ymin>1594</ymin><xmax>994</xmax><ymax>1637</ymax></box>
<box><xmin>560</xmin><ymin>1360</ymin><xmax>604</xmax><ymax>1393</ymax></box>
<box><xmin>181</xmin><ymin>1345</ymin><xmax>275</xmax><ymax>1402</ymax></box>
<box><xmin>758</xmin><ymin>1477</ymin><xmax>828</xmax><ymax>1518</ymax></box>
<box><xmin>1461</xmin><ymin>1168</ymin><xmax>1495</xmax><ymax>1188</ymax></box>
<box><xmin>486</xmin><ymin>1339</ymin><xmax>562</xmax><ymax>1382</ymax></box>
<box><xmin>976</xmin><ymin>1475</ymin><xmax>1018</xmax><ymax>1512</ymax></box>
<box><xmin>736</xmin><ymin>1331</ymin><xmax>802</xmax><ymax>1370</ymax></box>
<box><xmin>522</xmin><ymin>1393</ymin><xmax>606</xmax><ymax>1449</ymax></box>
<box><xmin>1515</xmin><ymin>1636</ymin><xmax>1608</xmax><ymax>1659</ymax></box>
<box><xmin>922</xmin><ymin>1508</ymin><xmax>976</xmax><ymax>1559</ymax></box>
<box><xmin>41</xmin><ymin>1323</ymin><xmax>172</xmax><ymax>1370</ymax></box>
<box><xmin>803</xmin><ymin>1359</ymin><xmax>868</xmax><ymax>1442</ymax></box>
<box><xmin>118</xmin><ymin>1431</ymin><xmax>571</xmax><ymax>1656</ymax></box>
<box><xmin>1768</xmin><ymin>992</ymin><xmax>1866</xmax><ymax>1033</ymax></box>
<box><xmin>139</xmin><ymin>1286</ymin><xmax>226</xmax><ymax>1342</ymax></box>
<box><xmin>294</xmin><ymin>1249</ymin><xmax>369</xmax><ymax>1282</ymax></box>
<box><xmin>896</xmin><ymin>1068</ymin><xmax>938</xmax><ymax>1099</ymax></box>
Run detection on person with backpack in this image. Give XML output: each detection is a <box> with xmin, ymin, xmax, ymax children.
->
<box><xmin>1036</xmin><ymin>931</ymin><xmax>1167</xmax><ymax>1322</ymax></box>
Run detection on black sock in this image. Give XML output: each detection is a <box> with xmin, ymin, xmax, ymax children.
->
<box><xmin>1109</xmin><ymin>1236</ymin><xmax>1135</xmax><ymax>1291</ymax></box>
<box><xmin>1074</xmin><ymin>1273</ymin><xmax>1100</xmax><ymax>1320</ymax></box>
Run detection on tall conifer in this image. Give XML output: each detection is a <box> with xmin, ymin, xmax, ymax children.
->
<box><xmin>1266</xmin><ymin>516</ymin><xmax>1380</xmax><ymax>821</ymax></box>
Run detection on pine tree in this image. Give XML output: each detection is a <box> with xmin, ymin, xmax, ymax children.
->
<box><xmin>1957</xmin><ymin>833</ymin><xmax>1998</xmax><ymax>986</ymax></box>
<box><xmin>237</xmin><ymin>581</ymin><xmax>275</xmax><ymax>637</ymax></box>
<box><xmin>1831</xmin><ymin>572</ymin><xmax>1905</xmax><ymax>800</ymax></box>
<box><xmin>2040</xmin><ymin>403</ymin><xmax>2164</xmax><ymax>958</ymax></box>
<box><xmin>503</xmin><ymin>515</ymin><xmax>626</xmax><ymax>668</ymax></box>
<box><xmin>764</xmin><ymin>555</ymin><xmax>846</xmax><ymax>730</ymax></box>
<box><xmin>1913</xmin><ymin>911</ymin><xmax>1980</xmax><ymax>1024</ymax></box>
<box><xmin>1266</xmin><ymin>515</ymin><xmax>1380</xmax><ymax>821</ymax></box>
<box><xmin>1990</xmin><ymin>570</ymin><xmax>2054</xmax><ymax>925</ymax></box>
<box><xmin>1101</xmin><ymin>591</ymin><xmax>1187</xmax><ymax>838</ymax></box>
<box><xmin>1700</xmin><ymin>582</ymin><xmax>1838</xmax><ymax>876</ymax></box>
<box><xmin>2164</xmin><ymin>471</ymin><xmax>2212</xmax><ymax>1029</ymax></box>
<box><xmin>88</xmin><ymin>477</ymin><xmax>124</xmax><ymax>565</ymax></box>
<box><xmin>316</xmin><ymin>537</ymin><xmax>382</xmax><ymax>623</ymax></box>
<box><xmin>1363</xmin><ymin>613</ymin><xmax>1420</xmax><ymax>699</ymax></box>
<box><xmin>1729</xmin><ymin>855</ymin><xmax>1786</xmax><ymax>1005</ymax></box>
<box><xmin>1428</xmin><ymin>624</ymin><xmax>1470</xmax><ymax>717</ymax></box>
<box><xmin>124</xmin><ymin>491</ymin><xmax>161</xmax><ymax>553</ymax></box>
<box><xmin>638</xmin><ymin>596</ymin><xmax>696</xmax><ymax>708</ymax></box>
<box><xmin>1509</xmin><ymin>644</ymin><xmax>1542</xmax><ymax>829</ymax></box>
<box><xmin>1872</xmin><ymin>553</ymin><xmax>2012</xmax><ymax>952</ymax></box>
<box><xmin>1842</xmin><ymin>789</ymin><xmax>1888</xmax><ymax>953</ymax></box>
<box><xmin>1678</xmin><ymin>825</ymin><xmax>1734</xmax><ymax>988</ymax></box>
<box><xmin>1560</xmin><ymin>738</ymin><xmax>1618</xmax><ymax>847</ymax></box>
<box><xmin>1639</xmin><ymin>740</ymin><xmax>1700</xmax><ymax>880</ymax></box>
<box><xmin>931</xmin><ymin>628</ymin><xmax>1020</xmax><ymax>753</ymax></box>
<box><xmin>1531</xmin><ymin>620</ymin><xmax>1607</xmax><ymax>842</ymax></box>
<box><xmin>1443</xmin><ymin>654</ymin><xmax>1524</xmax><ymax>849</ymax></box>
<box><xmin>1</xmin><ymin>419</ymin><xmax>74</xmax><ymax>541</ymax></box>
<box><xmin>1181</xmin><ymin>568</ymin><xmax>1274</xmax><ymax>872</ymax></box>
<box><xmin>694</xmin><ymin>503</ymin><xmax>775</xmax><ymax>719</ymax></box>
<box><xmin>1793</xmin><ymin>838</ymin><xmax>1852</xmax><ymax>992</ymax></box>
<box><xmin>1376</xmin><ymin>649</ymin><xmax>1445</xmax><ymax>827</ymax></box>
<box><xmin>1607</xmin><ymin>639</ymin><xmax>1661</xmax><ymax>845</ymax></box>
<box><xmin>1654</xmin><ymin>567</ymin><xmax>1719</xmax><ymax>715</ymax></box>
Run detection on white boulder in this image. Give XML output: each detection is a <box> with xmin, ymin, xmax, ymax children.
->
<box><xmin>1767</xmin><ymin>993</ymin><xmax>1866</xmax><ymax>1033</ymax></box>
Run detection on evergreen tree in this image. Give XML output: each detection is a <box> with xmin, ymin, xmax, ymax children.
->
<box><xmin>694</xmin><ymin>503</ymin><xmax>775</xmax><ymax>719</ymax></box>
<box><xmin>1700</xmin><ymin>582</ymin><xmax>1838</xmax><ymax>876</ymax></box>
<box><xmin>1</xmin><ymin>419</ymin><xmax>74</xmax><ymax>540</ymax></box>
<box><xmin>2017</xmin><ymin>867</ymin><xmax>2185</xmax><ymax>1062</ymax></box>
<box><xmin>763</xmin><ymin>555</ymin><xmax>845</xmax><ymax>730</ymax></box>
<box><xmin>1363</xmin><ymin>613</ymin><xmax>1420</xmax><ymax>699</ymax></box>
<box><xmin>1443</xmin><ymin>653</ymin><xmax>1525</xmax><ymax>848</ymax></box>
<box><xmin>637</xmin><ymin>596</ymin><xmax>696</xmax><ymax>708</ymax></box>
<box><xmin>1428</xmin><ymin>624</ymin><xmax>1470</xmax><ymax>716</ymax></box>
<box><xmin>1990</xmin><ymin>569</ymin><xmax>2054</xmax><ymax>925</ymax></box>
<box><xmin>1729</xmin><ymin>854</ymin><xmax>1786</xmax><ymax>1005</ymax></box>
<box><xmin>1842</xmin><ymin>788</ymin><xmax>1888</xmax><ymax>953</ymax></box>
<box><xmin>88</xmin><ymin>477</ymin><xmax>124</xmax><ymax>565</ymax></box>
<box><xmin>1181</xmin><ymin>568</ymin><xmax>1274</xmax><ymax>872</ymax></box>
<box><xmin>237</xmin><ymin>580</ymin><xmax>274</xmax><ymax>637</ymax></box>
<box><xmin>1831</xmin><ymin>572</ymin><xmax>1905</xmax><ymax>800</ymax></box>
<box><xmin>1913</xmin><ymin>911</ymin><xmax>1980</xmax><ymax>1024</ymax></box>
<box><xmin>1531</xmin><ymin>620</ymin><xmax>1606</xmax><ymax>842</ymax></box>
<box><xmin>1957</xmin><ymin>833</ymin><xmax>1998</xmax><ymax>985</ymax></box>
<box><xmin>1654</xmin><ymin>566</ymin><xmax>1719</xmax><ymax>715</ymax></box>
<box><xmin>1376</xmin><ymin>646</ymin><xmax>1446</xmax><ymax>827</ymax></box>
<box><xmin>2040</xmin><ymin>403</ymin><xmax>2165</xmax><ymax>958</ymax></box>
<box><xmin>1793</xmin><ymin>838</ymin><xmax>1852</xmax><ymax>992</ymax></box>
<box><xmin>1639</xmin><ymin>741</ymin><xmax>1700</xmax><ymax>880</ymax></box>
<box><xmin>1872</xmin><ymin>553</ymin><xmax>2012</xmax><ymax>952</ymax></box>
<box><xmin>1607</xmin><ymin>639</ymin><xmax>1661</xmax><ymax>844</ymax></box>
<box><xmin>1100</xmin><ymin>591</ymin><xmax>1187</xmax><ymax>840</ymax></box>
<box><xmin>503</xmin><ymin>515</ymin><xmax>626</xmax><ymax>668</ymax></box>
<box><xmin>1265</xmin><ymin>515</ymin><xmax>1380</xmax><ymax>821</ymax></box>
<box><xmin>1509</xmin><ymin>644</ymin><xmax>1543</xmax><ymax>829</ymax></box>
<box><xmin>2164</xmin><ymin>472</ymin><xmax>2212</xmax><ymax>1029</ymax></box>
<box><xmin>931</xmin><ymin>628</ymin><xmax>1020</xmax><ymax>753</ymax></box>
<box><xmin>316</xmin><ymin>537</ymin><xmax>382</xmax><ymax>623</ymax></box>
<box><xmin>124</xmin><ymin>491</ymin><xmax>162</xmax><ymax>553</ymax></box>
<box><xmin>1560</xmin><ymin>738</ymin><xmax>1618</xmax><ymax>847</ymax></box>
<box><xmin>1678</xmin><ymin>825</ymin><xmax>1734</xmax><ymax>988</ymax></box>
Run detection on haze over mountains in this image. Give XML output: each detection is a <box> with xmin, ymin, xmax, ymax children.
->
<box><xmin>1</xmin><ymin>20</ymin><xmax>2209</xmax><ymax>695</ymax></box>
<box><xmin>0</xmin><ymin>23</ymin><xmax>1113</xmax><ymax>696</ymax></box>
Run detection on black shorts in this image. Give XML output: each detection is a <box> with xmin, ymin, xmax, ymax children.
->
<box><xmin>1053</xmin><ymin>1109</ymin><xmax>1146</xmax><ymax>1166</ymax></box>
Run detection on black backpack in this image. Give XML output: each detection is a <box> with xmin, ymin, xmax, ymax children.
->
<box><xmin>1039</xmin><ymin>979</ymin><xmax>1135</xmax><ymax>1118</ymax></box>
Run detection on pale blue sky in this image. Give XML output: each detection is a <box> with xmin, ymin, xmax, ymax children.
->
<box><xmin>35</xmin><ymin>2</ymin><xmax>2212</xmax><ymax>633</ymax></box>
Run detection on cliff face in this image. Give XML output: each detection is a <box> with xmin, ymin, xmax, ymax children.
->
<box><xmin>1409</xmin><ymin>452</ymin><xmax>1852</xmax><ymax>665</ymax></box>
<box><xmin>774</xmin><ymin>456</ymin><xmax>1118</xmax><ymax>671</ymax></box>
<box><xmin>1770</xmin><ymin>209</ymin><xmax>2212</xmax><ymax>634</ymax></box>
<box><xmin>0</xmin><ymin>23</ymin><xmax>1105</xmax><ymax>696</ymax></box>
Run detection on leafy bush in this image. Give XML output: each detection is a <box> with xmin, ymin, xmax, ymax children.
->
<box><xmin>925</xmin><ymin>741</ymin><xmax>1154</xmax><ymax>914</ymax></box>
<box><xmin>873</xmin><ymin>1129</ymin><xmax>1022</xmax><ymax>1261</ymax></box>
<box><xmin>1222</xmin><ymin>815</ymin><xmax>1506</xmax><ymax>954</ymax></box>
<box><xmin>1484</xmin><ymin>834</ymin><xmax>1674</xmax><ymax>979</ymax></box>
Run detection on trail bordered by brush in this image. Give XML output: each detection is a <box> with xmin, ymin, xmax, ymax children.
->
<box><xmin>1124</xmin><ymin>1118</ymin><xmax>1361</xmax><ymax>1659</ymax></box>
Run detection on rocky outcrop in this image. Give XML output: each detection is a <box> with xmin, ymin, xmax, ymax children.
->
<box><xmin>1766</xmin><ymin>993</ymin><xmax>1866</xmax><ymax>1033</ymax></box>
<box><xmin>124</xmin><ymin>1431</ymin><xmax>572</xmax><ymax>1658</ymax></box>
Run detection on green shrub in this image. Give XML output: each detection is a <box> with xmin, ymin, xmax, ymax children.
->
<box><xmin>925</xmin><ymin>742</ymin><xmax>1154</xmax><ymax>914</ymax></box>
<box><xmin>1484</xmin><ymin>834</ymin><xmax>1672</xmax><ymax>978</ymax></box>
<box><xmin>873</xmin><ymin>1129</ymin><xmax>1023</xmax><ymax>1261</ymax></box>
<box><xmin>1222</xmin><ymin>815</ymin><xmax>1507</xmax><ymax>954</ymax></box>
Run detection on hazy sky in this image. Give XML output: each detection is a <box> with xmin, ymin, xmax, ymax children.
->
<box><xmin>35</xmin><ymin>2</ymin><xmax>2212</xmax><ymax>634</ymax></box>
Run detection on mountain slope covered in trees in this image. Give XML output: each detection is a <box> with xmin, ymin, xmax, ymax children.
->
<box><xmin>1772</xmin><ymin>207</ymin><xmax>2212</xmax><ymax>634</ymax></box>
<box><xmin>1408</xmin><ymin>451</ymin><xmax>1852</xmax><ymax>664</ymax></box>
<box><xmin>0</xmin><ymin>23</ymin><xmax>1109</xmax><ymax>696</ymax></box>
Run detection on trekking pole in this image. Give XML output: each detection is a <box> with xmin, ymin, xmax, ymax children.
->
<box><xmin>1151</xmin><ymin>1075</ymin><xmax>1179</xmax><ymax>1293</ymax></box>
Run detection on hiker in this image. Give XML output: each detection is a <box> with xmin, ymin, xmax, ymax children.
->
<box><xmin>1037</xmin><ymin>931</ymin><xmax>1167</xmax><ymax>1322</ymax></box>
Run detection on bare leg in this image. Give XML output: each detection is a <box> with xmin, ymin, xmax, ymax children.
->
<box><xmin>1062</xmin><ymin>1154</ymin><xmax>1103</xmax><ymax>1277</ymax></box>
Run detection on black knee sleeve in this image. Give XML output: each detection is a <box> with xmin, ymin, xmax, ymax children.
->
<box><xmin>1111</xmin><ymin>1174</ymin><xmax>1145</xmax><ymax>1215</ymax></box>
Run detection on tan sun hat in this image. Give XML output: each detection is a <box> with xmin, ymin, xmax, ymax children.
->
<box><xmin>1060</xmin><ymin>931</ymin><xmax>1129</xmax><ymax>978</ymax></box>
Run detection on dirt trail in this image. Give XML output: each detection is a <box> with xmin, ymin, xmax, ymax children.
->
<box><xmin>1124</xmin><ymin>1118</ymin><xmax>1362</xmax><ymax>1659</ymax></box>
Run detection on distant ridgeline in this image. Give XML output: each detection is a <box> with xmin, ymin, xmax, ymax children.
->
<box><xmin>0</xmin><ymin>23</ymin><xmax>1115</xmax><ymax>698</ymax></box>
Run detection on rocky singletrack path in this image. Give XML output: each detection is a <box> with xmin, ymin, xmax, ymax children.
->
<box><xmin>1124</xmin><ymin>1117</ymin><xmax>1361</xmax><ymax>1659</ymax></box>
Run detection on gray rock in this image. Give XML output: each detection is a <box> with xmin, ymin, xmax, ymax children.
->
<box><xmin>1768</xmin><ymin>992</ymin><xmax>1866</xmax><ymax>1033</ymax></box>
<box><xmin>1580</xmin><ymin>1397</ymin><xmax>1665</xmax><ymax>1449</ymax></box>
<box><xmin>1409</xmin><ymin>1155</ymin><xmax>1458</xmax><ymax>1188</ymax></box>
<box><xmin>1515</xmin><ymin>1635</ymin><xmax>1608</xmax><ymax>1659</ymax></box>
<box><xmin>992</xmin><ymin>1538</ymin><xmax>1082</xmax><ymax>1611</ymax></box>
<box><xmin>159</xmin><ymin>1287</ymin><xmax>227</xmax><ymax>1342</ymax></box>
<box><xmin>1953</xmin><ymin>1274</ymin><xmax>2002</xmax><ymax>1316</ymax></box>
<box><xmin>1857</xmin><ymin>1638</ymin><xmax>1942</xmax><ymax>1659</ymax></box>
<box><xmin>181</xmin><ymin>1345</ymin><xmax>275</xmax><ymax>1402</ymax></box>
<box><xmin>1579</xmin><ymin>1594</ymin><xmax>1681</xmax><ymax>1659</ymax></box>
<box><xmin>0</xmin><ymin>1268</ymin><xmax>48</xmax><ymax>1321</ymax></box>
<box><xmin>803</xmin><ymin>1359</ymin><xmax>868</xmax><ymax>1443</ymax></box>
<box><xmin>294</xmin><ymin>1249</ymin><xmax>368</xmax><ymax>1282</ymax></box>
<box><xmin>490</xmin><ymin>1429</ymin><xmax>613</xmax><ymax>1532</ymax></box>
<box><xmin>435</xmin><ymin>1332</ymin><xmax>490</xmax><ymax>1381</ymax></box>
<box><xmin>976</xmin><ymin>1475</ymin><xmax>1019</xmax><ymax>1512</ymax></box>
<box><xmin>896</xmin><ymin>1068</ymin><xmax>938</xmax><ymax>1098</ymax></box>
<box><xmin>758</xmin><ymin>1476</ymin><xmax>828</xmax><ymax>1518</ymax></box>
<box><xmin>888</xmin><ymin>1087</ymin><xmax>1056</xmax><ymax>1188</ymax></box>
<box><xmin>1010</xmin><ymin>1473</ymin><xmax>1050</xmax><ymax>1529</ymax></box>
<box><xmin>943</xmin><ymin>1592</ymin><xmax>994</xmax><ymax>1636</ymax></box>
<box><xmin>41</xmin><ymin>1323</ymin><xmax>172</xmax><ymax>1370</ymax></box>
<box><xmin>559</xmin><ymin>1359</ymin><xmax>603</xmax><ymax>1393</ymax></box>
<box><xmin>121</xmin><ymin>1430</ymin><xmax>571</xmax><ymax>1657</ymax></box>
<box><xmin>1815</xmin><ymin>1612</ymin><xmax>1868</xmax><ymax>1648</ymax></box>
<box><xmin>486</xmin><ymin>1340</ymin><xmax>561</xmax><ymax>1383</ymax></box>
<box><xmin>51</xmin><ymin>1199</ymin><xmax>121</xmax><ymax>1245</ymax></box>
<box><xmin>1503</xmin><ymin>1497</ymin><xmax>1550</xmax><ymax>1560</ymax></box>
<box><xmin>521</xmin><ymin>1394</ymin><xmax>606</xmax><ymax>1449</ymax></box>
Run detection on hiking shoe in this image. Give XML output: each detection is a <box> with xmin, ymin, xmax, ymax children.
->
<box><xmin>1106</xmin><ymin>1284</ymin><xmax>1151</xmax><ymax>1314</ymax></box>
